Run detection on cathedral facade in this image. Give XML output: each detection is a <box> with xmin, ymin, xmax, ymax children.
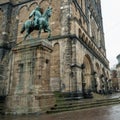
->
<box><xmin>0</xmin><ymin>0</ymin><xmax>111</xmax><ymax>114</ymax></box>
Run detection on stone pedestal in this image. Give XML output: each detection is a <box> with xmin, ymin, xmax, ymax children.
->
<box><xmin>6</xmin><ymin>38</ymin><xmax>55</xmax><ymax>114</ymax></box>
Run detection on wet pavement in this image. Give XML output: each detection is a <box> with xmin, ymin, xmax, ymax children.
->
<box><xmin>1</xmin><ymin>92</ymin><xmax>120</xmax><ymax>120</ymax></box>
<box><xmin>0</xmin><ymin>104</ymin><xmax>120</xmax><ymax>120</ymax></box>
<box><xmin>106</xmin><ymin>92</ymin><xmax>120</xmax><ymax>98</ymax></box>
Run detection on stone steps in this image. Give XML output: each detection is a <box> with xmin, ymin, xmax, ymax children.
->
<box><xmin>47</xmin><ymin>97</ymin><xmax>120</xmax><ymax>114</ymax></box>
<box><xmin>55</xmin><ymin>98</ymin><xmax>120</xmax><ymax>107</ymax></box>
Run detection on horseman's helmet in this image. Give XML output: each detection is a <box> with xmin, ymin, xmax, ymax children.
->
<box><xmin>35</xmin><ymin>6</ymin><xmax>41</xmax><ymax>11</ymax></box>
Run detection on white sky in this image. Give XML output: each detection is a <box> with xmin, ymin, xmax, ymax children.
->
<box><xmin>101</xmin><ymin>0</ymin><xmax>120</xmax><ymax>69</ymax></box>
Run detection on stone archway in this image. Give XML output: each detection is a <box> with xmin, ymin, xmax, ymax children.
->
<box><xmin>83</xmin><ymin>54</ymin><xmax>93</xmax><ymax>91</ymax></box>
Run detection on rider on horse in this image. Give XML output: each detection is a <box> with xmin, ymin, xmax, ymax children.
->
<box><xmin>29</xmin><ymin>6</ymin><xmax>42</xmax><ymax>27</ymax></box>
<box><xmin>21</xmin><ymin>6</ymin><xmax>52</xmax><ymax>40</ymax></box>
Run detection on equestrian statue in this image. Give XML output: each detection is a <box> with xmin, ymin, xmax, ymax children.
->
<box><xmin>20</xmin><ymin>6</ymin><xmax>52</xmax><ymax>40</ymax></box>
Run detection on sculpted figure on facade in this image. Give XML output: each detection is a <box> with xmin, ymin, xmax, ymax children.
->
<box><xmin>20</xmin><ymin>6</ymin><xmax>52</xmax><ymax>40</ymax></box>
<box><xmin>29</xmin><ymin>6</ymin><xmax>42</xmax><ymax>27</ymax></box>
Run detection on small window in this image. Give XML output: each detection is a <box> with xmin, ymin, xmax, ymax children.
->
<box><xmin>46</xmin><ymin>59</ymin><xmax>49</xmax><ymax>64</ymax></box>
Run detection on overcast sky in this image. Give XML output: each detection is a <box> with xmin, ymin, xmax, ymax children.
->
<box><xmin>101</xmin><ymin>0</ymin><xmax>120</xmax><ymax>69</ymax></box>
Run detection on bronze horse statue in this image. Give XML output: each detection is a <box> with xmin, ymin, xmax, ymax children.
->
<box><xmin>20</xmin><ymin>7</ymin><xmax>52</xmax><ymax>40</ymax></box>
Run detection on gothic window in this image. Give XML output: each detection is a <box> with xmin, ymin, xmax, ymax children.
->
<box><xmin>78</xmin><ymin>28</ymin><xmax>82</xmax><ymax>38</ymax></box>
<box><xmin>17</xmin><ymin>6</ymin><xmax>28</xmax><ymax>40</ymax></box>
<box><xmin>90</xmin><ymin>16</ymin><xmax>98</xmax><ymax>44</ymax></box>
<box><xmin>18</xmin><ymin>63</ymin><xmax>24</xmax><ymax>89</ymax></box>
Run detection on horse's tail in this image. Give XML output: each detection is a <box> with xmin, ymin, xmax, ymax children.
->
<box><xmin>20</xmin><ymin>23</ymin><xmax>25</xmax><ymax>33</ymax></box>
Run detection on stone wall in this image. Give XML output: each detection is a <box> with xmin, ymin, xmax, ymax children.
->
<box><xmin>0</xmin><ymin>0</ymin><xmax>112</xmax><ymax>114</ymax></box>
<box><xmin>6</xmin><ymin>39</ymin><xmax>55</xmax><ymax>114</ymax></box>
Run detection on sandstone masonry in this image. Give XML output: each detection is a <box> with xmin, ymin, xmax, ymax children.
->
<box><xmin>0</xmin><ymin>0</ymin><xmax>111</xmax><ymax>114</ymax></box>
